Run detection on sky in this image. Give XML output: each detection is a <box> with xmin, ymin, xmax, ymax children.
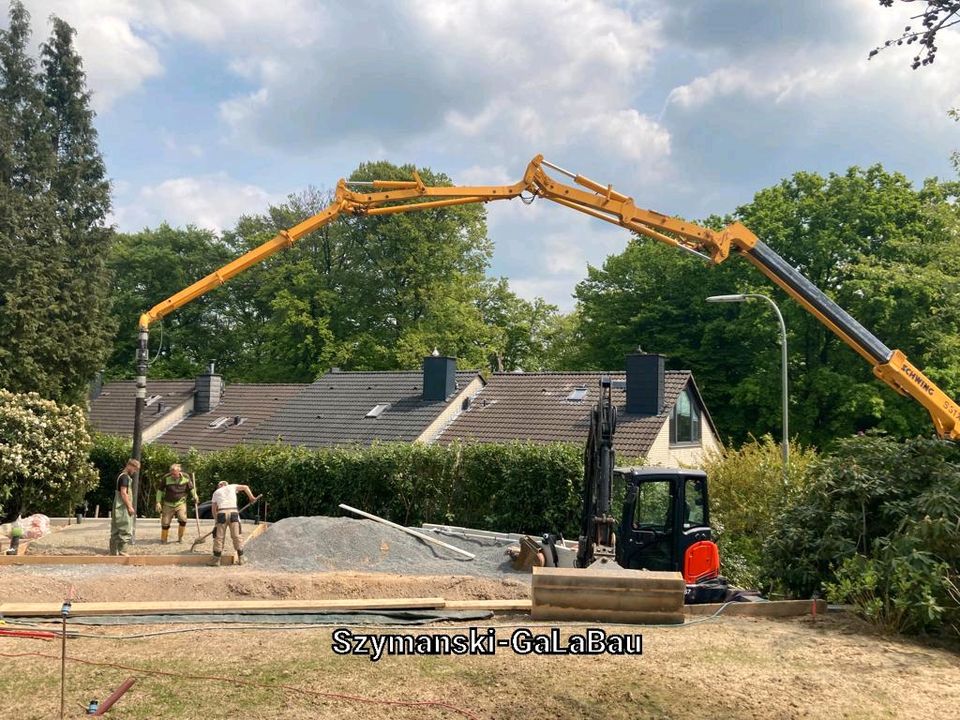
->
<box><xmin>12</xmin><ymin>0</ymin><xmax>960</xmax><ymax>309</ymax></box>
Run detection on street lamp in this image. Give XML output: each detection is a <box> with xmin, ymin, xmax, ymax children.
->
<box><xmin>707</xmin><ymin>293</ymin><xmax>789</xmax><ymax>481</ymax></box>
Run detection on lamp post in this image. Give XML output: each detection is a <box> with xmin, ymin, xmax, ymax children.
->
<box><xmin>707</xmin><ymin>293</ymin><xmax>789</xmax><ymax>481</ymax></box>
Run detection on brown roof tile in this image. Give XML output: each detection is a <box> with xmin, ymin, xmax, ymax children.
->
<box><xmin>88</xmin><ymin>380</ymin><xmax>195</xmax><ymax>437</ymax></box>
<box><xmin>437</xmin><ymin>371</ymin><xmax>696</xmax><ymax>459</ymax></box>
<box><xmin>155</xmin><ymin>384</ymin><xmax>306</xmax><ymax>453</ymax></box>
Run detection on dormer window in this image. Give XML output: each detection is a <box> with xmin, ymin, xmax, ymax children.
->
<box><xmin>670</xmin><ymin>387</ymin><xmax>701</xmax><ymax>445</ymax></box>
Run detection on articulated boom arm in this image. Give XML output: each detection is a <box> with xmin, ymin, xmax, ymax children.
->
<box><xmin>136</xmin><ymin>155</ymin><xmax>960</xmax><ymax>440</ymax></box>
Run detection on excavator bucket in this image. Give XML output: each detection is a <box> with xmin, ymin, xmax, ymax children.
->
<box><xmin>531</xmin><ymin>564</ymin><xmax>685</xmax><ymax>624</ymax></box>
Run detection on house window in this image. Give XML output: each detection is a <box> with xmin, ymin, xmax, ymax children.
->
<box><xmin>670</xmin><ymin>387</ymin><xmax>701</xmax><ymax>445</ymax></box>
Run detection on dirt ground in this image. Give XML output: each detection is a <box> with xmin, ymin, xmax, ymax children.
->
<box><xmin>0</xmin><ymin>566</ymin><xmax>529</xmax><ymax>603</ymax></box>
<box><xmin>24</xmin><ymin>518</ymin><xmax>220</xmax><ymax>556</ymax></box>
<box><xmin>3</xmin><ymin>532</ymin><xmax>958</xmax><ymax>719</ymax></box>
<box><xmin>1</xmin><ymin>610</ymin><xmax>957</xmax><ymax>720</ymax></box>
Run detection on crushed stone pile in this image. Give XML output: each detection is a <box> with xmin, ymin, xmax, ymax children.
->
<box><xmin>245</xmin><ymin>516</ymin><xmax>529</xmax><ymax>580</ymax></box>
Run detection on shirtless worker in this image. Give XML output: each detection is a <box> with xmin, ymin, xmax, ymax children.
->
<box><xmin>209</xmin><ymin>480</ymin><xmax>257</xmax><ymax>566</ymax></box>
<box><xmin>155</xmin><ymin>464</ymin><xmax>199</xmax><ymax>544</ymax></box>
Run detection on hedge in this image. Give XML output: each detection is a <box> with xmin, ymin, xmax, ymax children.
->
<box><xmin>87</xmin><ymin>435</ymin><xmax>585</xmax><ymax>535</ymax></box>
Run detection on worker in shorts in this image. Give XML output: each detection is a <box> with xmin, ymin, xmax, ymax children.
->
<box><xmin>209</xmin><ymin>480</ymin><xmax>257</xmax><ymax>566</ymax></box>
<box><xmin>155</xmin><ymin>464</ymin><xmax>199</xmax><ymax>544</ymax></box>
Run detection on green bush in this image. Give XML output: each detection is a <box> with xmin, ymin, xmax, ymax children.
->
<box><xmin>87</xmin><ymin>437</ymin><xmax>585</xmax><ymax>534</ymax></box>
<box><xmin>702</xmin><ymin>434</ymin><xmax>817</xmax><ymax>589</ymax></box>
<box><xmin>767</xmin><ymin>434</ymin><xmax>960</xmax><ymax>637</ymax></box>
<box><xmin>0</xmin><ymin>390</ymin><xmax>98</xmax><ymax>521</ymax></box>
<box><xmin>87</xmin><ymin>433</ymin><xmax>180</xmax><ymax>516</ymax></box>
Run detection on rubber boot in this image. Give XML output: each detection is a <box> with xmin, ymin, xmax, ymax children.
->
<box><xmin>177</xmin><ymin>525</ymin><xmax>185</xmax><ymax>543</ymax></box>
<box><xmin>160</xmin><ymin>528</ymin><xmax>169</xmax><ymax>544</ymax></box>
<box><xmin>208</xmin><ymin>553</ymin><xmax>221</xmax><ymax>567</ymax></box>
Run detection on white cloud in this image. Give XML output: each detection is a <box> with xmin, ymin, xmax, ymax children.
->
<box><xmin>113</xmin><ymin>173</ymin><xmax>276</xmax><ymax>233</ymax></box>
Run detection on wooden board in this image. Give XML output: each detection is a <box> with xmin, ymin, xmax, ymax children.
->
<box><xmin>685</xmin><ymin>599</ymin><xmax>827</xmax><ymax>618</ymax></box>
<box><xmin>443</xmin><ymin>599</ymin><xmax>532</xmax><ymax>611</ymax></box>
<box><xmin>0</xmin><ymin>597</ymin><xmax>448</xmax><ymax>617</ymax></box>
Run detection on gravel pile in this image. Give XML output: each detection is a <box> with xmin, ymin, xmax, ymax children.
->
<box><xmin>244</xmin><ymin>516</ymin><xmax>528</xmax><ymax>580</ymax></box>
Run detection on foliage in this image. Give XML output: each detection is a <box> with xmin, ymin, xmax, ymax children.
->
<box><xmin>86</xmin><ymin>433</ymin><xmax>180</xmax><ymax>517</ymax></box>
<box><xmin>104</xmin><ymin>224</ymin><xmax>234</xmax><ymax>379</ymax></box>
<box><xmin>702</xmin><ymin>435</ymin><xmax>817</xmax><ymax>589</ymax></box>
<box><xmin>872</xmin><ymin>1</ymin><xmax>960</xmax><ymax>69</ymax></box>
<box><xmin>0</xmin><ymin>3</ymin><xmax>113</xmax><ymax>402</ymax></box>
<box><xmin>106</xmin><ymin>176</ymin><xmax>564</xmax><ymax>381</ymax></box>
<box><xmin>87</xmin><ymin>436</ymin><xmax>586</xmax><ymax>535</ymax></box>
<box><xmin>574</xmin><ymin>166</ymin><xmax>960</xmax><ymax>447</ymax></box>
<box><xmin>476</xmin><ymin>278</ymin><xmax>564</xmax><ymax>371</ymax></box>
<box><xmin>767</xmin><ymin>434</ymin><xmax>960</xmax><ymax>636</ymax></box>
<box><xmin>826</xmin><ymin>538</ymin><xmax>958</xmax><ymax>635</ymax></box>
<box><xmin>0</xmin><ymin>389</ymin><xmax>97</xmax><ymax>521</ymax></box>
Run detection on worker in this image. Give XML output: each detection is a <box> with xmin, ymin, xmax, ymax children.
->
<box><xmin>155</xmin><ymin>464</ymin><xmax>199</xmax><ymax>544</ymax></box>
<box><xmin>109</xmin><ymin>458</ymin><xmax>139</xmax><ymax>556</ymax></box>
<box><xmin>209</xmin><ymin>480</ymin><xmax>257</xmax><ymax>566</ymax></box>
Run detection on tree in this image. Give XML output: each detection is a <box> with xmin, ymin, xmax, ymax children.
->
<box><xmin>105</xmin><ymin>224</ymin><xmax>234</xmax><ymax>379</ymax></box>
<box><xmin>574</xmin><ymin>166</ymin><xmax>960</xmax><ymax>447</ymax></box>
<box><xmin>221</xmin><ymin>165</ymin><xmax>500</xmax><ymax>376</ymax></box>
<box><xmin>476</xmin><ymin>278</ymin><xmax>563</xmax><ymax>371</ymax></box>
<box><xmin>872</xmin><ymin>1</ymin><xmax>960</xmax><ymax>68</ymax></box>
<box><xmin>0</xmin><ymin>4</ymin><xmax>113</xmax><ymax>402</ymax></box>
<box><xmin>0</xmin><ymin>388</ymin><xmax>97</xmax><ymax>522</ymax></box>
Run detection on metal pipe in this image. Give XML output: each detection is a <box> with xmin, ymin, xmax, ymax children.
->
<box><xmin>60</xmin><ymin>600</ymin><xmax>70</xmax><ymax>719</ymax></box>
<box><xmin>130</xmin><ymin>329</ymin><xmax>149</xmax><ymax>544</ymax></box>
<box><xmin>540</xmin><ymin>158</ymin><xmax>577</xmax><ymax>178</ymax></box>
<box><xmin>93</xmin><ymin>678</ymin><xmax>136</xmax><ymax>716</ymax></box>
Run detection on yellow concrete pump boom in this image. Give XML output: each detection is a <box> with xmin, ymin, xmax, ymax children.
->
<box><xmin>134</xmin><ymin>155</ymin><xmax>960</xmax><ymax>443</ymax></box>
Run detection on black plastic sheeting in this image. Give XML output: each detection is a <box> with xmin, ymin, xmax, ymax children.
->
<box><xmin>23</xmin><ymin>609</ymin><xmax>494</xmax><ymax>626</ymax></box>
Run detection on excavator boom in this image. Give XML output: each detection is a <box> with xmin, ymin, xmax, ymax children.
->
<box><xmin>134</xmin><ymin>154</ymin><xmax>960</xmax><ymax>443</ymax></box>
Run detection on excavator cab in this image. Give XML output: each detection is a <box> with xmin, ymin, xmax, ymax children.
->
<box><xmin>616</xmin><ymin>467</ymin><xmax>726</xmax><ymax>602</ymax></box>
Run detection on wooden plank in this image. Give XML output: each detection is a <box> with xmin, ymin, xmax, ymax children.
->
<box><xmin>0</xmin><ymin>597</ymin><xmax>448</xmax><ymax>617</ymax></box>
<box><xmin>684</xmin><ymin>599</ymin><xmax>827</xmax><ymax>618</ymax></box>
<box><xmin>443</xmin><ymin>599</ymin><xmax>532</xmax><ymax>611</ymax></box>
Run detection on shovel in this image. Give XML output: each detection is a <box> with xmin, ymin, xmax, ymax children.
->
<box><xmin>190</xmin><ymin>495</ymin><xmax>262</xmax><ymax>550</ymax></box>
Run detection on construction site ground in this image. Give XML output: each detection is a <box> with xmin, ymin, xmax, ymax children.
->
<box><xmin>2</xmin><ymin>518</ymin><xmax>958</xmax><ymax>718</ymax></box>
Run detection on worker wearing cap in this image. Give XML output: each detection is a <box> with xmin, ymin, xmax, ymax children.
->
<box><xmin>209</xmin><ymin>480</ymin><xmax>256</xmax><ymax>566</ymax></box>
<box><xmin>155</xmin><ymin>464</ymin><xmax>199</xmax><ymax>544</ymax></box>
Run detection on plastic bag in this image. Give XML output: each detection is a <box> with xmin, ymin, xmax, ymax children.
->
<box><xmin>19</xmin><ymin>514</ymin><xmax>50</xmax><ymax>540</ymax></box>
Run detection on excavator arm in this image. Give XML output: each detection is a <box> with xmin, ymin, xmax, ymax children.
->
<box><xmin>133</xmin><ymin>155</ymin><xmax>960</xmax><ymax>441</ymax></box>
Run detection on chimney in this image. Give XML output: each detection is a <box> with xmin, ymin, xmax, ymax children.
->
<box><xmin>195</xmin><ymin>362</ymin><xmax>224</xmax><ymax>414</ymax></box>
<box><xmin>423</xmin><ymin>354</ymin><xmax>457</xmax><ymax>401</ymax></box>
<box><xmin>625</xmin><ymin>352</ymin><xmax>665</xmax><ymax>415</ymax></box>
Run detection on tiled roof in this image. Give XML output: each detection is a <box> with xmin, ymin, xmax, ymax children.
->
<box><xmin>246</xmin><ymin>371</ymin><xmax>481</xmax><ymax>449</ymax></box>
<box><xmin>437</xmin><ymin>371</ymin><xmax>698</xmax><ymax>459</ymax></box>
<box><xmin>154</xmin><ymin>384</ymin><xmax>306</xmax><ymax>452</ymax></box>
<box><xmin>88</xmin><ymin>380</ymin><xmax>195</xmax><ymax>436</ymax></box>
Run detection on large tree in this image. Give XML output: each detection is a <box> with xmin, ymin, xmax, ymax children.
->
<box><xmin>105</xmin><ymin>224</ymin><xmax>234</xmax><ymax>379</ymax></box>
<box><xmin>0</xmin><ymin>3</ymin><xmax>112</xmax><ymax>402</ymax></box>
<box><xmin>574</xmin><ymin>166</ymin><xmax>960</xmax><ymax>448</ymax></box>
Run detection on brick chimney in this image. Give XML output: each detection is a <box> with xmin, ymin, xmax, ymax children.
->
<box><xmin>195</xmin><ymin>362</ymin><xmax>224</xmax><ymax>414</ymax></box>
<box><xmin>423</xmin><ymin>351</ymin><xmax>456</xmax><ymax>401</ymax></box>
<box><xmin>625</xmin><ymin>352</ymin><xmax>665</xmax><ymax>416</ymax></box>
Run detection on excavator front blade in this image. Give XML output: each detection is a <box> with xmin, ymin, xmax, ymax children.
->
<box><xmin>531</xmin><ymin>564</ymin><xmax>685</xmax><ymax>624</ymax></box>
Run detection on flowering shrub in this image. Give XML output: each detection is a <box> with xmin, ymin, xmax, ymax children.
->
<box><xmin>0</xmin><ymin>389</ymin><xmax>98</xmax><ymax>521</ymax></box>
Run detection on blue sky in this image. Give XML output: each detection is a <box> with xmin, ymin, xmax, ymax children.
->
<box><xmin>15</xmin><ymin>0</ymin><xmax>960</xmax><ymax>309</ymax></box>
